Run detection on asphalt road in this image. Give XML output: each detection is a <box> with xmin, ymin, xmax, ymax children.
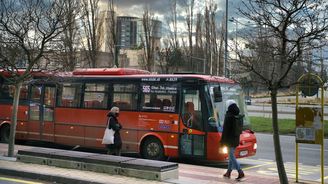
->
<box><xmin>252</xmin><ymin>133</ymin><xmax>328</xmax><ymax>166</ymax></box>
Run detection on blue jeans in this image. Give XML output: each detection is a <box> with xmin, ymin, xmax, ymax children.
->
<box><xmin>228</xmin><ymin>147</ymin><xmax>241</xmax><ymax>171</ymax></box>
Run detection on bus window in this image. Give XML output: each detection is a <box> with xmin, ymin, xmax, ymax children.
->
<box><xmin>83</xmin><ymin>83</ymin><xmax>108</xmax><ymax>109</ymax></box>
<box><xmin>57</xmin><ymin>83</ymin><xmax>82</xmax><ymax>108</ymax></box>
<box><xmin>44</xmin><ymin>87</ymin><xmax>56</xmax><ymax>107</ymax></box>
<box><xmin>20</xmin><ymin>85</ymin><xmax>28</xmax><ymax>101</ymax></box>
<box><xmin>182</xmin><ymin>88</ymin><xmax>203</xmax><ymax>131</ymax></box>
<box><xmin>43</xmin><ymin>86</ymin><xmax>56</xmax><ymax>121</ymax></box>
<box><xmin>0</xmin><ymin>81</ymin><xmax>28</xmax><ymax>104</ymax></box>
<box><xmin>112</xmin><ymin>84</ymin><xmax>137</xmax><ymax>110</ymax></box>
<box><xmin>0</xmin><ymin>84</ymin><xmax>13</xmax><ymax>102</ymax></box>
<box><xmin>30</xmin><ymin>85</ymin><xmax>42</xmax><ymax>120</ymax></box>
<box><xmin>140</xmin><ymin>84</ymin><xmax>177</xmax><ymax>112</ymax></box>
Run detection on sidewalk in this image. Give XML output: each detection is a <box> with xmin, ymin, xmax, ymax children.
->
<box><xmin>0</xmin><ymin>143</ymin><xmax>318</xmax><ymax>184</ymax></box>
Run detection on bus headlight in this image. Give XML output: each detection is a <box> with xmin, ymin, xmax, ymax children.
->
<box><xmin>219</xmin><ymin>146</ymin><xmax>228</xmax><ymax>154</ymax></box>
<box><xmin>253</xmin><ymin>143</ymin><xmax>257</xmax><ymax>150</ymax></box>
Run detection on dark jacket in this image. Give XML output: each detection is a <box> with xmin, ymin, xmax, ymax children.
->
<box><xmin>107</xmin><ymin>112</ymin><xmax>122</xmax><ymax>148</ymax></box>
<box><xmin>220</xmin><ymin>103</ymin><xmax>240</xmax><ymax>148</ymax></box>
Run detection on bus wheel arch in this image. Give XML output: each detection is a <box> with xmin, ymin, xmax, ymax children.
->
<box><xmin>140</xmin><ymin>135</ymin><xmax>165</xmax><ymax>160</ymax></box>
<box><xmin>0</xmin><ymin>123</ymin><xmax>10</xmax><ymax>143</ymax></box>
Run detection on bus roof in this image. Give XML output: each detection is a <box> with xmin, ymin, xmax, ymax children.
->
<box><xmin>0</xmin><ymin>69</ymin><xmax>51</xmax><ymax>77</ymax></box>
<box><xmin>72</xmin><ymin>68</ymin><xmax>150</xmax><ymax>75</ymax></box>
<box><xmin>70</xmin><ymin>68</ymin><xmax>235</xmax><ymax>84</ymax></box>
<box><xmin>1</xmin><ymin>68</ymin><xmax>236</xmax><ymax>84</ymax></box>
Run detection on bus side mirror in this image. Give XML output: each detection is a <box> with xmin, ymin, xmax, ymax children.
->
<box><xmin>213</xmin><ymin>87</ymin><xmax>222</xmax><ymax>102</ymax></box>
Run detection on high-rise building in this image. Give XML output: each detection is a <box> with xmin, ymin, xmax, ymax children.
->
<box><xmin>116</xmin><ymin>16</ymin><xmax>162</xmax><ymax>49</ymax></box>
<box><xmin>116</xmin><ymin>16</ymin><xmax>139</xmax><ymax>49</ymax></box>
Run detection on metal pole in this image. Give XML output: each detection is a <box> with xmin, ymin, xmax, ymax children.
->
<box><xmin>113</xmin><ymin>46</ymin><xmax>116</xmax><ymax>67</ymax></box>
<box><xmin>321</xmin><ymin>86</ymin><xmax>324</xmax><ymax>184</ymax></box>
<box><xmin>296</xmin><ymin>84</ymin><xmax>299</xmax><ymax>182</ymax></box>
<box><xmin>224</xmin><ymin>0</ymin><xmax>228</xmax><ymax>77</ymax></box>
<box><xmin>114</xmin><ymin>46</ymin><xmax>119</xmax><ymax>67</ymax></box>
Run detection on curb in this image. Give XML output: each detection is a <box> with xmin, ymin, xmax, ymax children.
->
<box><xmin>0</xmin><ymin>168</ymin><xmax>105</xmax><ymax>184</ymax></box>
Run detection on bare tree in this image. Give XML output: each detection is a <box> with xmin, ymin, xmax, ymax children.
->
<box><xmin>55</xmin><ymin>0</ymin><xmax>81</xmax><ymax>71</ymax></box>
<box><xmin>157</xmin><ymin>41</ymin><xmax>184</xmax><ymax>74</ymax></box>
<box><xmin>106</xmin><ymin>0</ymin><xmax>118</xmax><ymax>67</ymax></box>
<box><xmin>235</xmin><ymin>1</ymin><xmax>328</xmax><ymax>183</ymax></box>
<box><xmin>80</xmin><ymin>0</ymin><xmax>104</xmax><ymax>68</ymax></box>
<box><xmin>184</xmin><ymin>0</ymin><xmax>195</xmax><ymax>71</ymax></box>
<box><xmin>158</xmin><ymin>0</ymin><xmax>184</xmax><ymax>73</ymax></box>
<box><xmin>168</xmin><ymin>0</ymin><xmax>179</xmax><ymax>49</ymax></box>
<box><xmin>139</xmin><ymin>7</ymin><xmax>157</xmax><ymax>72</ymax></box>
<box><xmin>0</xmin><ymin>0</ymin><xmax>76</xmax><ymax>157</ymax></box>
<box><xmin>203</xmin><ymin>2</ymin><xmax>219</xmax><ymax>75</ymax></box>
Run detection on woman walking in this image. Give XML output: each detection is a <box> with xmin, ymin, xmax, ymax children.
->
<box><xmin>220</xmin><ymin>100</ymin><xmax>245</xmax><ymax>181</ymax></box>
<box><xmin>106</xmin><ymin>106</ymin><xmax>122</xmax><ymax>156</ymax></box>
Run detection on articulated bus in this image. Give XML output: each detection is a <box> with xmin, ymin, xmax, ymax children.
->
<box><xmin>0</xmin><ymin>68</ymin><xmax>257</xmax><ymax>161</ymax></box>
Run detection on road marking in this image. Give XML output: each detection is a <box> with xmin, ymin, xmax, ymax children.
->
<box><xmin>241</xmin><ymin>158</ymin><xmax>328</xmax><ymax>182</ymax></box>
<box><xmin>299</xmin><ymin>147</ymin><xmax>328</xmax><ymax>152</ymax></box>
<box><xmin>243</xmin><ymin>162</ymin><xmax>273</xmax><ymax>170</ymax></box>
<box><xmin>0</xmin><ymin>177</ymin><xmax>43</xmax><ymax>184</ymax></box>
<box><xmin>316</xmin><ymin>175</ymin><xmax>328</xmax><ymax>182</ymax></box>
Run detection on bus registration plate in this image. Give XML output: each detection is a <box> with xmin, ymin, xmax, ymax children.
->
<box><xmin>239</xmin><ymin>150</ymin><xmax>248</xmax><ymax>156</ymax></box>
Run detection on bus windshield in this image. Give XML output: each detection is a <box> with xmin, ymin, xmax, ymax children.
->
<box><xmin>207</xmin><ymin>83</ymin><xmax>250</xmax><ymax>132</ymax></box>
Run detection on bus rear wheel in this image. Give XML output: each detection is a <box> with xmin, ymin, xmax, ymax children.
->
<box><xmin>141</xmin><ymin>137</ymin><xmax>165</xmax><ymax>160</ymax></box>
<box><xmin>0</xmin><ymin>125</ymin><xmax>10</xmax><ymax>143</ymax></box>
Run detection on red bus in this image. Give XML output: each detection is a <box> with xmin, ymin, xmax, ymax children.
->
<box><xmin>0</xmin><ymin>68</ymin><xmax>257</xmax><ymax>161</ymax></box>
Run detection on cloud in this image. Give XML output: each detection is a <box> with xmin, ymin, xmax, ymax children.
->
<box><xmin>105</xmin><ymin>0</ymin><xmax>245</xmax><ymax>20</ymax></box>
<box><xmin>99</xmin><ymin>0</ymin><xmax>245</xmax><ymax>36</ymax></box>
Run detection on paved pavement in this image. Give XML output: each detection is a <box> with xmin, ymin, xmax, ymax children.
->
<box><xmin>0</xmin><ymin>143</ymin><xmax>320</xmax><ymax>184</ymax></box>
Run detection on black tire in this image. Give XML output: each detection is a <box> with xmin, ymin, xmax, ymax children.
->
<box><xmin>0</xmin><ymin>125</ymin><xmax>10</xmax><ymax>143</ymax></box>
<box><xmin>141</xmin><ymin>137</ymin><xmax>165</xmax><ymax>160</ymax></box>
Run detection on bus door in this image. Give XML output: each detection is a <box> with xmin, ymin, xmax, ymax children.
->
<box><xmin>179</xmin><ymin>85</ymin><xmax>206</xmax><ymax>158</ymax></box>
<box><xmin>29</xmin><ymin>85</ymin><xmax>56</xmax><ymax>142</ymax></box>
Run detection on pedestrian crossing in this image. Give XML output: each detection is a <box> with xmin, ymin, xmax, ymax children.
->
<box><xmin>171</xmin><ymin>158</ymin><xmax>326</xmax><ymax>184</ymax></box>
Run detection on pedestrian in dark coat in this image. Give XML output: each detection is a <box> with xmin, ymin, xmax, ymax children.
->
<box><xmin>220</xmin><ymin>100</ymin><xmax>245</xmax><ymax>181</ymax></box>
<box><xmin>106</xmin><ymin>106</ymin><xmax>122</xmax><ymax>156</ymax></box>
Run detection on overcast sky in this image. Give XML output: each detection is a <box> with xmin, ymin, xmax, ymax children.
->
<box><xmin>100</xmin><ymin>0</ymin><xmax>241</xmax><ymax>24</ymax></box>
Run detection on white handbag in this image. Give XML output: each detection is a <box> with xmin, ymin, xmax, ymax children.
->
<box><xmin>101</xmin><ymin>118</ymin><xmax>115</xmax><ymax>144</ymax></box>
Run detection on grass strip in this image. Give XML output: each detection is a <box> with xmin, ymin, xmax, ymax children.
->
<box><xmin>249</xmin><ymin>117</ymin><xmax>328</xmax><ymax>138</ymax></box>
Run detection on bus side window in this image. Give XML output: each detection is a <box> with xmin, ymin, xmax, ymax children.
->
<box><xmin>140</xmin><ymin>83</ymin><xmax>177</xmax><ymax>113</ymax></box>
<box><xmin>112</xmin><ymin>84</ymin><xmax>137</xmax><ymax>110</ymax></box>
<box><xmin>0</xmin><ymin>84</ymin><xmax>12</xmax><ymax>101</ymax></box>
<box><xmin>83</xmin><ymin>83</ymin><xmax>108</xmax><ymax>109</ymax></box>
<box><xmin>57</xmin><ymin>83</ymin><xmax>82</xmax><ymax>108</ymax></box>
<box><xmin>20</xmin><ymin>85</ymin><xmax>28</xmax><ymax>101</ymax></box>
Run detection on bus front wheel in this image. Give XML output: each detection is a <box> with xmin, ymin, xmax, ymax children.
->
<box><xmin>0</xmin><ymin>124</ymin><xmax>10</xmax><ymax>143</ymax></box>
<box><xmin>141</xmin><ymin>137</ymin><xmax>165</xmax><ymax>160</ymax></box>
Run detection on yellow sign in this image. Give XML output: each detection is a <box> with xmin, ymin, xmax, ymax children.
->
<box><xmin>295</xmin><ymin>107</ymin><xmax>323</xmax><ymax>144</ymax></box>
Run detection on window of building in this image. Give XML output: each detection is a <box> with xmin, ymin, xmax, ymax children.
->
<box><xmin>83</xmin><ymin>83</ymin><xmax>108</xmax><ymax>109</ymax></box>
<box><xmin>112</xmin><ymin>84</ymin><xmax>137</xmax><ymax>110</ymax></box>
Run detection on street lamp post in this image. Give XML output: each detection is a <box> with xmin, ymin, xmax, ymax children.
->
<box><xmin>229</xmin><ymin>17</ymin><xmax>238</xmax><ymax>62</ymax></box>
<box><xmin>224</xmin><ymin>0</ymin><xmax>228</xmax><ymax>78</ymax></box>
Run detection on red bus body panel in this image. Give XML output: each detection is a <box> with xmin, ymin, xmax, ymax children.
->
<box><xmin>0</xmin><ymin>68</ymin><xmax>257</xmax><ymax>161</ymax></box>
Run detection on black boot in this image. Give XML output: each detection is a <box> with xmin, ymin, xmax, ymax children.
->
<box><xmin>223</xmin><ymin>170</ymin><xmax>231</xmax><ymax>178</ymax></box>
<box><xmin>236</xmin><ymin>170</ymin><xmax>245</xmax><ymax>181</ymax></box>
